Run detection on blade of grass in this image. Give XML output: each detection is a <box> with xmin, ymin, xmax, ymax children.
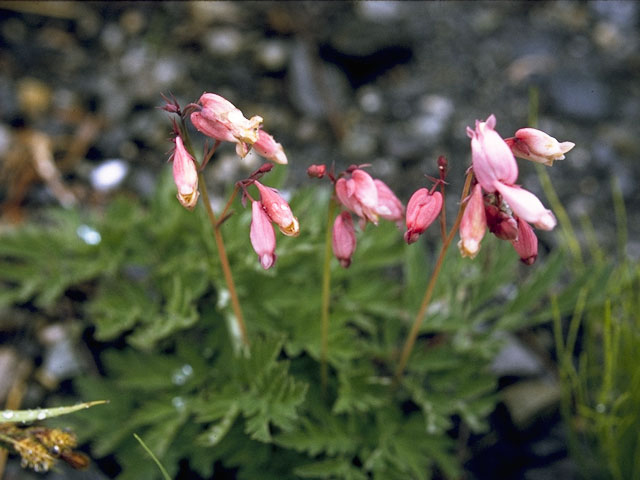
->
<box><xmin>0</xmin><ymin>400</ymin><xmax>108</xmax><ymax>424</ymax></box>
<box><xmin>133</xmin><ymin>433</ymin><xmax>171</xmax><ymax>480</ymax></box>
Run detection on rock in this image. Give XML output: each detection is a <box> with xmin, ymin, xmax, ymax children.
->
<box><xmin>501</xmin><ymin>379</ymin><xmax>562</xmax><ymax>430</ymax></box>
<box><xmin>491</xmin><ymin>334</ymin><xmax>545</xmax><ymax>377</ymax></box>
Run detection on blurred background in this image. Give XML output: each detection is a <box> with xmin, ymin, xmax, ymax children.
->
<box><xmin>0</xmin><ymin>1</ymin><xmax>639</xmax><ymax>479</ymax></box>
<box><xmin>1</xmin><ymin>1</ymin><xmax>638</xmax><ymax>250</ymax></box>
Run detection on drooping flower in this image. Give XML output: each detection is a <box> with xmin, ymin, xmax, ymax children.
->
<box><xmin>335</xmin><ymin>169</ymin><xmax>380</xmax><ymax>224</ymax></box>
<box><xmin>171</xmin><ymin>135</ymin><xmax>199</xmax><ymax>210</ymax></box>
<box><xmin>404</xmin><ymin>188</ymin><xmax>443</xmax><ymax>244</ymax></box>
<box><xmin>190</xmin><ymin>93</ymin><xmax>263</xmax><ymax>157</ymax></box>
<box><xmin>334</xmin><ymin>168</ymin><xmax>404</xmax><ymax>228</ymax></box>
<box><xmin>467</xmin><ymin>114</ymin><xmax>518</xmax><ymax>192</ymax></box>
<box><xmin>332</xmin><ymin>211</ymin><xmax>357</xmax><ymax>268</ymax></box>
<box><xmin>511</xmin><ymin>217</ymin><xmax>538</xmax><ymax>265</ymax></box>
<box><xmin>505</xmin><ymin>128</ymin><xmax>575</xmax><ymax>166</ymax></box>
<box><xmin>254</xmin><ymin>181</ymin><xmax>299</xmax><ymax>236</ymax></box>
<box><xmin>458</xmin><ymin>183</ymin><xmax>486</xmax><ymax>258</ymax></box>
<box><xmin>494</xmin><ymin>181</ymin><xmax>556</xmax><ymax>231</ymax></box>
<box><xmin>253</xmin><ymin>130</ymin><xmax>288</xmax><ymax>165</ymax></box>
<box><xmin>373</xmin><ymin>179</ymin><xmax>405</xmax><ymax>226</ymax></box>
<box><xmin>250</xmin><ymin>200</ymin><xmax>276</xmax><ymax>269</ymax></box>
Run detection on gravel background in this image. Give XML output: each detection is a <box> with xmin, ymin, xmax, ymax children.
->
<box><xmin>1</xmin><ymin>2</ymin><xmax>639</xmax><ymax>479</ymax></box>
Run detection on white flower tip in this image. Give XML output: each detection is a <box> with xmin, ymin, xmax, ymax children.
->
<box><xmin>260</xmin><ymin>253</ymin><xmax>275</xmax><ymax>269</ymax></box>
<box><xmin>559</xmin><ymin>141</ymin><xmax>575</xmax><ymax>154</ymax></box>
<box><xmin>535</xmin><ymin>210</ymin><xmax>557</xmax><ymax>231</ymax></box>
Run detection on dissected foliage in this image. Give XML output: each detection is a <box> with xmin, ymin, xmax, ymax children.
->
<box><xmin>0</xmin><ymin>170</ymin><xmax>597</xmax><ymax>479</ymax></box>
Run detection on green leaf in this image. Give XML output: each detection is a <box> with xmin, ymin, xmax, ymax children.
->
<box><xmin>197</xmin><ymin>402</ymin><xmax>240</xmax><ymax>446</ymax></box>
<box><xmin>333</xmin><ymin>368</ymin><xmax>389</xmax><ymax>414</ymax></box>
<box><xmin>242</xmin><ymin>361</ymin><xmax>308</xmax><ymax>442</ymax></box>
<box><xmin>294</xmin><ymin>458</ymin><xmax>368</xmax><ymax>480</ymax></box>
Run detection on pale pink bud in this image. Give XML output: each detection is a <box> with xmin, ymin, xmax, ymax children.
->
<box><xmin>335</xmin><ymin>170</ymin><xmax>379</xmax><ymax>224</ymax></box>
<box><xmin>458</xmin><ymin>183</ymin><xmax>486</xmax><ymax>258</ymax></box>
<box><xmin>250</xmin><ymin>201</ymin><xmax>276</xmax><ymax>269</ymax></box>
<box><xmin>495</xmin><ymin>182</ymin><xmax>556</xmax><ymax>231</ymax></box>
<box><xmin>467</xmin><ymin>114</ymin><xmax>518</xmax><ymax>192</ymax></box>
<box><xmin>404</xmin><ymin>189</ymin><xmax>443</xmax><ymax>244</ymax></box>
<box><xmin>485</xmin><ymin>203</ymin><xmax>518</xmax><ymax>241</ymax></box>
<box><xmin>332</xmin><ymin>211</ymin><xmax>357</xmax><ymax>268</ymax></box>
<box><xmin>505</xmin><ymin>128</ymin><xmax>575</xmax><ymax>166</ymax></box>
<box><xmin>253</xmin><ymin>130</ymin><xmax>288</xmax><ymax>165</ymax></box>
<box><xmin>307</xmin><ymin>164</ymin><xmax>326</xmax><ymax>178</ymax></box>
<box><xmin>350</xmin><ymin>169</ymin><xmax>379</xmax><ymax>217</ymax></box>
<box><xmin>511</xmin><ymin>217</ymin><xmax>538</xmax><ymax>265</ymax></box>
<box><xmin>172</xmin><ymin>136</ymin><xmax>199</xmax><ymax>210</ymax></box>
<box><xmin>373</xmin><ymin>179</ymin><xmax>404</xmax><ymax>225</ymax></box>
<box><xmin>255</xmin><ymin>181</ymin><xmax>300</xmax><ymax>237</ymax></box>
<box><xmin>190</xmin><ymin>93</ymin><xmax>263</xmax><ymax>156</ymax></box>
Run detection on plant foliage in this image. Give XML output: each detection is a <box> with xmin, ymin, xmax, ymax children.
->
<box><xmin>0</xmin><ymin>170</ymin><xmax>592</xmax><ymax>479</ymax></box>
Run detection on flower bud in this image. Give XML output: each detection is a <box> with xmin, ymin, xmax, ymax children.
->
<box><xmin>494</xmin><ymin>181</ymin><xmax>556</xmax><ymax>231</ymax></box>
<box><xmin>467</xmin><ymin>114</ymin><xmax>518</xmax><ymax>192</ymax></box>
<box><xmin>511</xmin><ymin>217</ymin><xmax>538</xmax><ymax>265</ymax></box>
<box><xmin>253</xmin><ymin>130</ymin><xmax>288</xmax><ymax>165</ymax></box>
<box><xmin>404</xmin><ymin>189</ymin><xmax>443</xmax><ymax>244</ymax></box>
<box><xmin>458</xmin><ymin>183</ymin><xmax>486</xmax><ymax>258</ymax></box>
<box><xmin>332</xmin><ymin>211</ymin><xmax>357</xmax><ymax>268</ymax></box>
<box><xmin>255</xmin><ymin>181</ymin><xmax>299</xmax><ymax>236</ymax></box>
<box><xmin>172</xmin><ymin>136</ymin><xmax>199</xmax><ymax>210</ymax></box>
<box><xmin>506</xmin><ymin>128</ymin><xmax>575</xmax><ymax>166</ymax></box>
<box><xmin>250</xmin><ymin>201</ymin><xmax>277</xmax><ymax>269</ymax></box>
<box><xmin>307</xmin><ymin>164</ymin><xmax>327</xmax><ymax>179</ymax></box>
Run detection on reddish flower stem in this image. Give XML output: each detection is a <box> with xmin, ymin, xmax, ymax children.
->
<box><xmin>394</xmin><ymin>171</ymin><xmax>474</xmax><ymax>382</ymax></box>
<box><xmin>198</xmin><ymin>173</ymin><xmax>250</xmax><ymax>349</ymax></box>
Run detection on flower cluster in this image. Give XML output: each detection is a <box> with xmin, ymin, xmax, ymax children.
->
<box><xmin>165</xmin><ymin>91</ymin><xmax>574</xmax><ymax>270</ymax></box>
<box><xmin>308</xmin><ymin>164</ymin><xmax>404</xmax><ymax>268</ymax></box>
<box><xmin>162</xmin><ymin>92</ymin><xmax>294</xmax><ymax>270</ymax></box>
<box><xmin>460</xmin><ymin>115</ymin><xmax>574</xmax><ymax>264</ymax></box>
<box><xmin>249</xmin><ymin>180</ymin><xmax>299</xmax><ymax>270</ymax></box>
<box><xmin>164</xmin><ymin>92</ymin><xmax>288</xmax><ymax>211</ymax></box>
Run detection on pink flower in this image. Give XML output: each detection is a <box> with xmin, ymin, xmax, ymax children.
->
<box><xmin>505</xmin><ymin>128</ymin><xmax>575</xmax><ymax>166</ymax></box>
<box><xmin>190</xmin><ymin>93</ymin><xmax>263</xmax><ymax>157</ymax></box>
<box><xmin>250</xmin><ymin>201</ymin><xmax>276</xmax><ymax>269</ymax></box>
<box><xmin>332</xmin><ymin>211</ymin><xmax>357</xmax><ymax>268</ymax></box>
<box><xmin>335</xmin><ymin>169</ymin><xmax>380</xmax><ymax>224</ymax></box>
<box><xmin>511</xmin><ymin>217</ymin><xmax>538</xmax><ymax>265</ymax></box>
<box><xmin>253</xmin><ymin>130</ymin><xmax>288</xmax><ymax>165</ymax></box>
<box><xmin>373</xmin><ymin>179</ymin><xmax>405</xmax><ymax>225</ymax></box>
<box><xmin>458</xmin><ymin>183</ymin><xmax>486</xmax><ymax>258</ymax></box>
<box><xmin>467</xmin><ymin>114</ymin><xmax>518</xmax><ymax>192</ymax></box>
<box><xmin>494</xmin><ymin>182</ymin><xmax>556</xmax><ymax>231</ymax></box>
<box><xmin>404</xmin><ymin>188</ymin><xmax>443</xmax><ymax>244</ymax></box>
<box><xmin>172</xmin><ymin>136</ymin><xmax>199</xmax><ymax>210</ymax></box>
<box><xmin>254</xmin><ymin>181</ymin><xmax>300</xmax><ymax>237</ymax></box>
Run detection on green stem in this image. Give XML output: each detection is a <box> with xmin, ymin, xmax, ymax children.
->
<box><xmin>198</xmin><ymin>173</ymin><xmax>249</xmax><ymax>349</ymax></box>
<box><xmin>535</xmin><ymin>164</ymin><xmax>583</xmax><ymax>267</ymax></box>
<box><xmin>321</xmin><ymin>196</ymin><xmax>337</xmax><ymax>390</ymax></box>
<box><xmin>394</xmin><ymin>172</ymin><xmax>473</xmax><ymax>381</ymax></box>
